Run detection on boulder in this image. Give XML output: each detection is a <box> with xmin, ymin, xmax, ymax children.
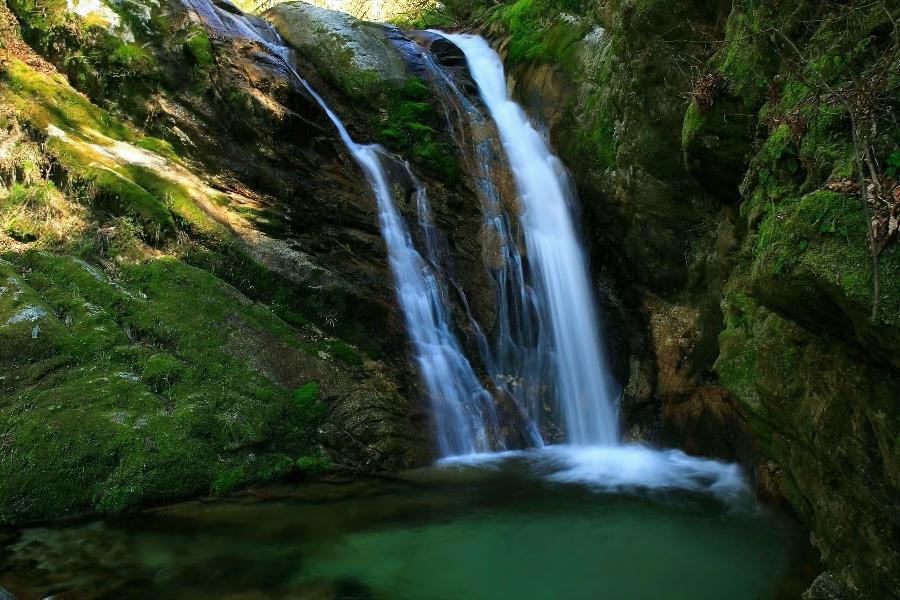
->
<box><xmin>265</xmin><ymin>1</ymin><xmax>408</xmax><ymax>98</ymax></box>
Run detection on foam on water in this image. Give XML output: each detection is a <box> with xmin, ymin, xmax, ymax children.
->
<box><xmin>439</xmin><ymin>445</ymin><xmax>749</xmax><ymax>501</ymax></box>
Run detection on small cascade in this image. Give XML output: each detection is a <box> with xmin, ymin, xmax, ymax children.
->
<box><xmin>415</xmin><ymin>47</ymin><xmax>548</xmax><ymax>446</ymax></box>
<box><xmin>173</xmin><ymin>0</ymin><xmax>757</xmax><ymax>507</ymax></box>
<box><xmin>430</xmin><ymin>32</ymin><xmax>621</xmax><ymax>446</ymax></box>
<box><xmin>185</xmin><ymin>0</ymin><xmax>502</xmax><ymax>456</ymax></box>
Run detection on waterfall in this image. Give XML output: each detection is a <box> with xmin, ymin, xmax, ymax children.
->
<box><xmin>193</xmin><ymin>0</ymin><xmax>615</xmax><ymax>454</ymax></box>
<box><xmin>431</xmin><ymin>32</ymin><xmax>620</xmax><ymax>446</ymax></box>
<box><xmin>257</xmin><ymin>38</ymin><xmax>499</xmax><ymax>457</ymax></box>
<box><xmin>178</xmin><ymin>3</ymin><xmax>749</xmax><ymax>496</ymax></box>
<box><xmin>184</xmin><ymin>0</ymin><xmax>503</xmax><ymax>456</ymax></box>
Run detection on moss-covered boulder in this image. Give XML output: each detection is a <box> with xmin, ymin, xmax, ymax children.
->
<box><xmin>265</xmin><ymin>1</ymin><xmax>408</xmax><ymax>99</ymax></box>
<box><xmin>717</xmin><ymin>292</ymin><xmax>899</xmax><ymax>597</ymax></box>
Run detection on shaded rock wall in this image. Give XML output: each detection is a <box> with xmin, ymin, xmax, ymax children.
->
<box><xmin>451</xmin><ymin>0</ymin><xmax>900</xmax><ymax>595</ymax></box>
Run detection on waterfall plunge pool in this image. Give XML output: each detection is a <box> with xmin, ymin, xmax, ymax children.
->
<box><xmin>1</xmin><ymin>447</ymin><xmax>816</xmax><ymax>599</ymax></box>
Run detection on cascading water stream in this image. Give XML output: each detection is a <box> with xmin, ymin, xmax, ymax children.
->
<box><xmin>415</xmin><ymin>50</ymin><xmax>549</xmax><ymax>446</ymax></box>
<box><xmin>433</xmin><ymin>32</ymin><xmax>620</xmax><ymax>446</ymax></box>
<box><xmin>230</xmin><ymin>24</ymin><xmax>501</xmax><ymax>456</ymax></box>
<box><xmin>392</xmin><ymin>32</ymin><xmax>751</xmax><ymax>496</ymax></box>
<box><xmin>286</xmin><ymin>68</ymin><xmax>499</xmax><ymax>456</ymax></box>
<box><xmin>171</xmin><ymin>0</ymin><xmax>752</xmax><ymax>499</ymax></box>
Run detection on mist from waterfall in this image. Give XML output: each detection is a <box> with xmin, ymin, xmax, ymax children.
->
<box><xmin>432</xmin><ymin>32</ymin><xmax>620</xmax><ymax>446</ymax></box>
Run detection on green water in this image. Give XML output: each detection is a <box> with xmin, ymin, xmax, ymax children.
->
<box><xmin>0</xmin><ymin>458</ymin><xmax>815</xmax><ymax>599</ymax></box>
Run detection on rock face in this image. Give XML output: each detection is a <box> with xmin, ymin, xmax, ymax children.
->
<box><xmin>0</xmin><ymin>0</ymin><xmax>438</xmax><ymax>525</ymax></box>
<box><xmin>462</xmin><ymin>0</ymin><xmax>899</xmax><ymax>596</ymax></box>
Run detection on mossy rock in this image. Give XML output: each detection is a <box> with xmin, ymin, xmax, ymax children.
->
<box><xmin>681</xmin><ymin>94</ymin><xmax>755</xmax><ymax>202</ymax></box>
<box><xmin>265</xmin><ymin>1</ymin><xmax>408</xmax><ymax>100</ymax></box>
<box><xmin>0</xmin><ymin>252</ymin><xmax>339</xmax><ymax>524</ymax></box>
<box><xmin>716</xmin><ymin>292</ymin><xmax>900</xmax><ymax>598</ymax></box>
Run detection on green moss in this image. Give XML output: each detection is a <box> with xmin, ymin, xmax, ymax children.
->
<box><xmin>327</xmin><ymin>340</ymin><xmax>362</xmax><ymax>366</ymax></box>
<box><xmin>292</xmin><ymin>382</ymin><xmax>327</xmax><ymax>426</ymax></box>
<box><xmin>0</xmin><ymin>7</ymin><xmax>393</xmax><ymax>525</ymax></box>
<box><xmin>681</xmin><ymin>101</ymin><xmax>703</xmax><ymax>149</ymax></box>
<box><xmin>3</xmin><ymin>59</ymin><xmax>134</xmax><ymax>142</ymax></box>
<box><xmin>0</xmin><ymin>251</ymin><xmax>335</xmax><ymax>524</ymax></box>
<box><xmin>82</xmin><ymin>165</ymin><xmax>175</xmax><ymax>241</ymax></box>
<box><xmin>141</xmin><ymin>352</ymin><xmax>188</xmax><ymax>393</ymax></box>
<box><xmin>716</xmin><ymin>292</ymin><xmax>762</xmax><ymax>410</ymax></box>
<box><xmin>716</xmin><ymin>6</ymin><xmax>777</xmax><ymax>105</ymax></box>
<box><xmin>183</xmin><ymin>26</ymin><xmax>214</xmax><ymax>68</ymax></box>
<box><xmin>1</xmin><ymin>181</ymin><xmax>69</xmax><ymax>244</ymax></box>
<box><xmin>135</xmin><ymin>137</ymin><xmax>179</xmax><ymax>161</ymax></box>
<box><xmin>296</xmin><ymin>32</ymin><xmax>389</xmax><ymax>103</ymax></box>
<box><xmin>295</xmin><ymin>454</ymin><xmax>330</xmax><ymax>476</ymax></box>
<box><xmin>751</xmin><ymin>189</ymin><xmax>900</xmax><ymax>324</ymax></box>
<box><xmin>377</xmin><ymin>77</ymin><xmax>460</xmax><ymax>182</ymax></box>
<box><xmin>490</xmin><ymin>0</ymin><xmax>591</xmax><ymax>67</ymax></box>
<box><xmin>292</xmin><ymin>381</ymin><xmax>320</xmax><ymax>405</ymax></box>
<box><xmin>122</xmin><ymin>164</ymin><xmax>224</xmax><ymax>239</ymax></box>
<box><xmin>7</xmin><ymin>0</ymin><xmax>162</xmax><ymax>118</ymax></box>
<box><xmin>211</xmin><ymin>466</ymin><xmax>246</xmax><ymax>494</ymax></box>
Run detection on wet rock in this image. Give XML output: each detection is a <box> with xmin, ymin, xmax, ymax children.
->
<box><xmin>408</xmin><ymin>30</ymin><xmax>467</xmax><ymax>68</ymax></box>
<box><xmin>803</xmin><ymin>572</ymin><xmax>849</xmax><ymax>600</ymax></box>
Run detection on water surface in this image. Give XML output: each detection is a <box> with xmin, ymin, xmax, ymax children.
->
<box><xmin>1</xmin><ymin>450</ymin><xmax>815</xmax><ymax>599</ymax></box>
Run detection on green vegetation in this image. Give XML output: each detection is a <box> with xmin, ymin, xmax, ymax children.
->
<box><xmin>489</xmin><ymin>0</ymin><xmax>591</xmax><ymax>66</ymax></box>
<box><xmin>0</xmin><ymin>22</ymin><xmax>404</xmax><ymax>523</ymax></box>
<box><xmin>750</xmin><ymin>188</ymin><xmax>900</xmax><ymax>325</ymax></box>
<box><xmin>3</xmin><ymin>58</ymin><xmax>134</xmax><ymax>141</ymax></box>
<box><xmin>378</xmin><ymin>77</ymin><xmax>460</xmax><ymax>182</ymax></box>
<box><xmin>183</xmin><ymin>26</ymin><xmax>214</xmax><ymax>68</ymax></box>
<box><xmin>295</xmin><ymin>454</ymin><xmax>331</xmax><ymax>476</ymax></box>
<box><xmin>6</xmin><ymin>0</ymin><xmax>161</xmax><ymax>117</ymax></box>
<box><xmin>0</xmin><ymin>181</ymin><xmax>85</xmax><ymax>245</ymax></box>
<box><xmin>0</xmin><ymin>252</ymin><xmax>333</xmax><ymax>522</ymax></box>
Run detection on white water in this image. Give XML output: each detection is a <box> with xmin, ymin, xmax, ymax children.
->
<box><xmin>435</xmin><ymin>33</ymin><xmax>620</xmax><ymax>446</ymax></box>
<box><xmin>416</xmin><ymin>50</ymin><xmax>547</xmax><ymax>447</ymax></box>
<box><xmin>171</xmin><ymin>1</ymin><xmax>755</xmax><ymax>503</ymax></box>
<box><xmin>437</xmin><ymin>445</ymin><xmax>749</xmax><ymax>502</ymax></box>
